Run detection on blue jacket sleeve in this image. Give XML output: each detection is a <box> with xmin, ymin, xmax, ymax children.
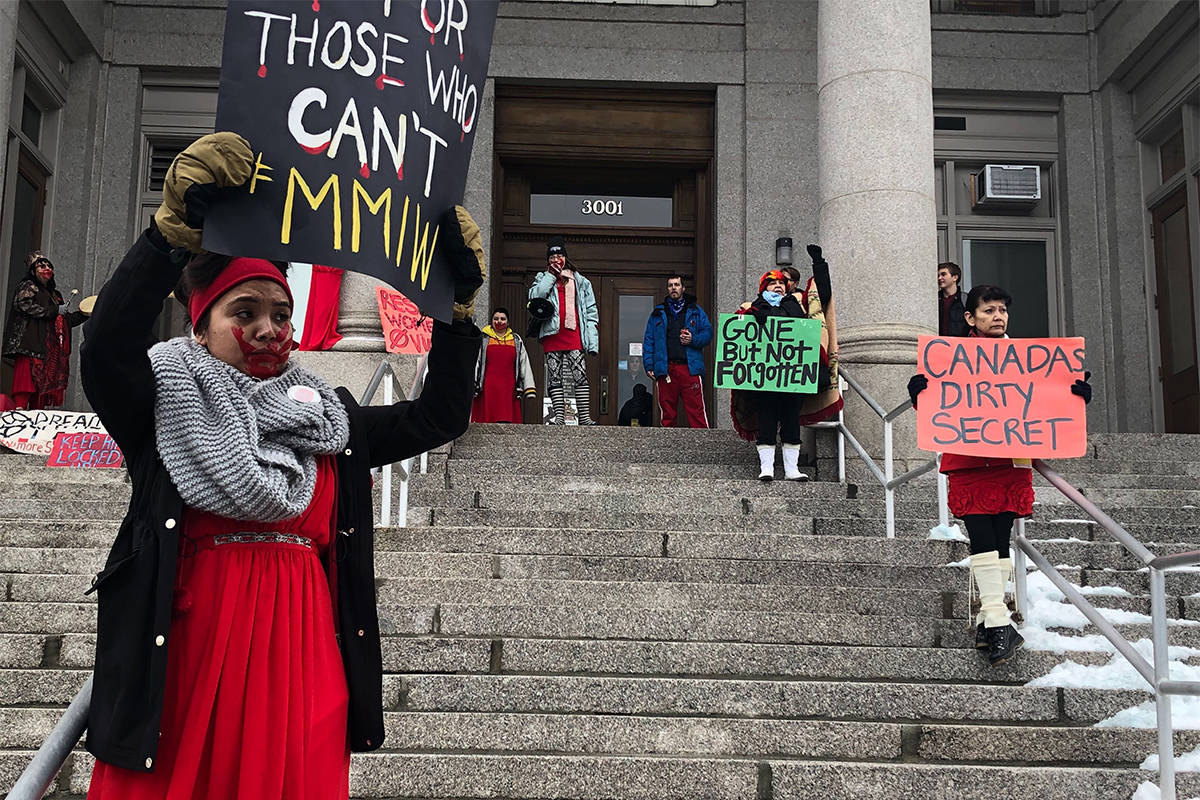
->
<box><xmin>529</xmin><ymin>272</ymin><xmax>555</xmax><ymax>300</ymax></box>
<box><xmin>642</xmin><ymin>313</ymin><xmax>657</xmax><ymax>374</ymax></box>
<box><xmin>691</xmin><ymin>307</ymin><xmax>713</xmax><ymax>349</ymax></box>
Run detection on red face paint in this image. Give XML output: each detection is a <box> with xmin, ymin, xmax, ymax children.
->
<box><xmin>233</xmin><ymin>325</ymin><xmax>293</xmax><ymax>379</ymax></box>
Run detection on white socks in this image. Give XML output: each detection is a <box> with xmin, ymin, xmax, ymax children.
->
<box><xmin>970</xmin><ymin>550</ymin><xmax>1011</xmax><ymax>628</ymax></box>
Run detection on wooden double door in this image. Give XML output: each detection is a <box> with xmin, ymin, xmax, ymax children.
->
<box><xmin>489</xmin><ymin>85</ymin><xmax>715</xmax><ymax>425</ymax></box>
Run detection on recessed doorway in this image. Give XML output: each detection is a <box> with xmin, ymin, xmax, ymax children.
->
<box><xmin>490</xmin><ymin>84</ymin><xmax>715</xmax><ymax>425</ymax></box>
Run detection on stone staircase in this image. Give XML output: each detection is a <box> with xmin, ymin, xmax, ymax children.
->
<box><xmin>2</xmin><ymin>426</ymin><xmax>1200</xmax><ymax>798</ymax></box>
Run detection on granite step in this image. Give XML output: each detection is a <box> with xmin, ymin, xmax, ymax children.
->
<box><xmin>487</xmin><ymin>637</ymin><xmax>1102</xmax><ymax>683</ymax></box>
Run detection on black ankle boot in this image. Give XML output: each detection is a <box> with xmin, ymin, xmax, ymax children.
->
<box><xmin>986</xmin><ymin>624</ymin><xmax>1024</xmax><ymax>666</ymax></box>
<box><xmin>975</xmin><ymin>623</ymin><xmax>988</xmax><ymax>651</ymax></box>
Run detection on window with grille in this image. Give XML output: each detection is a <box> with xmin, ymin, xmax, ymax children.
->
<box><xmin>931</xmin><ymin>0</ymin><xmax>1058</xmax><ymax>15</ymax></box>
<box><xmin>146</xmin><ymin>140</ymin><xmax>190</xmax><ymax>193</ymax></box>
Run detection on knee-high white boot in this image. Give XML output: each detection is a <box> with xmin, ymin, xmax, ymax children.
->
<box><xmin>757</xmin><ymin>445</ymin><xmax>776</xmax><ymax>481</ymax></box>
<box><xmin>970</xmin><ymin>551</ymin><xmax>1010</xmax><ymax>629</ymax></box>
<box><xmin>781</xmin><ymin>445</ymin><xmax>808</xmax><ymax>481</ymax></box>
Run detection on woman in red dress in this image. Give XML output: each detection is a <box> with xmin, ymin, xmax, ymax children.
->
<box><xmin>909</xmin><ymin>284</ymin><xmax>1093</xmax><ymax>666</ymax></box>
<box><xmin>2</xmin><ymin>251</ymin><xmax>87</xmax><ymax>408</ymax></box>
<box><xmin>81</xmin><ymin>134</ymin><xmax>483</xmax><ymax>799</ymax></box>
<box><xmin>472</xmin><ymin>307</ymin><xmax>536</xmax><ymax>423</ymax></box>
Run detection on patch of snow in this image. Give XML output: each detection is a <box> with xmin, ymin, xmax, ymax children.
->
<box><xmin>1031</xmin><ymin>639</ymin><xmax>1200</xmax><ymax>694</ymax></box>
<box><xmin>1080</xmin><ymin>585</ymin><xmax>1132</xmax><ymax>597</ymax></box>
<box><xmin>1141</xmin><ymin>743</ymin><xmax>1200</xmax><ymax>771</ymax></box>
<box><xmin>928</xmin><ymin>523</ymin><xmax>967</xmax><ymax>542</ymax></box>
<box><xmin>1048</xmin><ymin>518</ymin><xmax>1096</xmax><ymax>524</ymax></box>
<box><xmin>1131</xmin><ymin>782</ymin><xmax>1160</xmax><ymax>800</ymax></box>
<box><xmin>944</xmin><ymin>555</ymin><xmax>970</xmax><ymax>568</ymax></box>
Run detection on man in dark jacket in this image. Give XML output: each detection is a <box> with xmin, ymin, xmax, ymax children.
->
<box><xmin>938</xmin><ymin>261</ymin><xmax>968</xmax><ymax>337</ymax></box>
<box><xmin>642</xmin><ymin>274</ymin><xmax>712</xmax><ymax>427</ymax></box>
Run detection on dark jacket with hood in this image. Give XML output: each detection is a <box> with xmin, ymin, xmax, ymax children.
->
<box><xmin>80</xmin><ymin>229</ymin><xmax>479</xmax><ymax>772</ymax></box>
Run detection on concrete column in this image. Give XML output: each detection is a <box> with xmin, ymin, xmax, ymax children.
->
<box><xmin>0</xmin><ymin>0</ymin><xmax>18</xmax><ymax>205</ymax></box>
<box><xmin>333</xmin><ymin>269</ymin><xmax>387</xmax><ymax>352</ymax></box>
<box><xmin>816</xmin><ymin>0</ymin><xmax>937</xmax><ymax>462</ymax></box>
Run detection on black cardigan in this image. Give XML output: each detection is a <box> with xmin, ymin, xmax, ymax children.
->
<box><xmin>79</xmin><ymin>230</ymin><xmax>479</xmax><ymax>771</ymax></box>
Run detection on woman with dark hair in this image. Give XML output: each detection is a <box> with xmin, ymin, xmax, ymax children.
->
<box><xmin>909</xmin><ymin>284</ymin><xmax>1093</xmax><ymax>666</ymax></box>
<box><xmin>472</xmin><ymin>306</ymin><xmax>536</xmax><ymax>423</ymax></box>
<box><xmin>731</xmin><ymin>246</ymin><xmax>842</xmax><ymax>481</ymax></box>
<box><xmin>81</xmin><ymin>133</ymin><xmax>484</xmax><ymax>799</ymax></box>
<box><xmin>2</xmin><ymin>251</ymin><xmax>87</xmax><ymax>409</ymax></box>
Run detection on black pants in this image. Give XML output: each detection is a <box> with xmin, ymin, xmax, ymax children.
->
<box><xmin>756</xmin><ymin>391</ymin><xmax>802</xmax><ymax>446</ymax></box>
<box><xmin>964</xmin><ymin>512</ymin><xmax>1016</xmax><ymax>559</ymax></box>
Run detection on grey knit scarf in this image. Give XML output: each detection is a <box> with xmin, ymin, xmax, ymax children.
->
<box><xmin>148</xmin><ymin>336</ymin><xmax>350</xmax><ymax>522</ymax></box>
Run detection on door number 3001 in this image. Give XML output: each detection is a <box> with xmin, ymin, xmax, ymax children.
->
<box><xmin>581</xmin><ymin>199</ymin><xmax>624</xmax><ymax>216</ymax></box>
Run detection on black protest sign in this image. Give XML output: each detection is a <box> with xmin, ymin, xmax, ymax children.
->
<box><xmin>203</xmin><ymin>0</ymin><xmax>499</xmax><ymax>321</ymax></box>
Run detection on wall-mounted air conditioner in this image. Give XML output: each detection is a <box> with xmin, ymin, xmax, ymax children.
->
<box><xmin>971</xmin><ymin>164</ymin><xmax>1041</xmax><ymax>210</ymax></box>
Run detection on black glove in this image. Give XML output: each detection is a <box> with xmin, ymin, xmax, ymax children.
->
<box><xmin>807</xmin><ymin>244</ymin><xmax>831</xmax><ymax>308</ymax></box>
<box><xmin>1070</xmin><ymin>370</ymin><xmax>1093</xmax><ymax>405</ymax></box>
<box><xmin>907</xmin><ymin>374</ymin><xmax>928</xmax><ymax>409</ymax></box>
<box><xmin>438</xmin><ymin>205</ymin><xmax>487</xmax><ymax>319</ymax></box>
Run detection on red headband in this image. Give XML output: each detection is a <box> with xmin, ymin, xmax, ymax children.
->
<box><xmin>759</xmin><ymin>269</ymin><xmax>788</xmax><ymax>294</ymax></box>
<box><xmin>188</xmin><ymin>258</ymin><xmax>293</xmax><ymax>326</ymax></box>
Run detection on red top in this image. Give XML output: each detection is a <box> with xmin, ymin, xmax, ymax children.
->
<box><xmin>540</xmin><ymin>279</ymin><xmax>583</xmax><ymax>352</ymax></box>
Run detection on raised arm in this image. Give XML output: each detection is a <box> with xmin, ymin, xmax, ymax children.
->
<box><xmin>80</xmin><ymin>229</ymin><xmax>180</xmax><ymax>454</ymax></box>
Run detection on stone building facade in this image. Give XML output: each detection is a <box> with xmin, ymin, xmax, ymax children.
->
<box><xmin>0</xmin><ymin>0</ymin><xmax>1197</xmax><ymax>436</ymax></box>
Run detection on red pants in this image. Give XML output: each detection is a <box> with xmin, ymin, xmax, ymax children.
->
<box><xmin>657</xmin><ymin>363</ymin><xmax>708</xmax><ymax>428</ymax></box>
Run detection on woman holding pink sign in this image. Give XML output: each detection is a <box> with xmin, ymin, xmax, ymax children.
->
<box><xmin>909</xmin><ymin>284</ymin><xmax>1093</xmax><ymax>667</ymax></box>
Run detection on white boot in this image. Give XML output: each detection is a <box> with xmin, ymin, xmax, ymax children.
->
<box><xmin>969</xmin><ymin>551</ymin><xmax>1010</xmax><ymax>629</ymax></box>
<box><xmin>781</xmin><ymin>445</ymin><xmax>808</xmax><ymax>481</ymax></box>
<box><xmin>756</xmin><ymin>445</ymin><xmax>776</xmax><ymax>481</ymax></box>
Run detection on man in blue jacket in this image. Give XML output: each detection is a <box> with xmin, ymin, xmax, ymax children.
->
<box><xmin>642</xmin><ymin>274</ymin><xmax>712</xmax><ymax>427</ymax></box>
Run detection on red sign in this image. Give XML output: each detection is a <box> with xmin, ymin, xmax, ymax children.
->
<box><xmin>375</xmin><ymin>286</ymin><xmax>432</xmax><ymax>354</ymax></box>
<box><xmin>916</xmin><ymin>336</ymin><xmax>1088</xmax><ymax>459</ymax></box>
<box><xmin>46</xmin><ymin>431</ymin><xmax>124</xmax><ymax>469</ymax></box>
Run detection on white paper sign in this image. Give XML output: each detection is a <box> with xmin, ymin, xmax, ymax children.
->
<box><xmin>629</xmin><ymin>343</ymin><xmax>643</xmax><ymax>356</ymax></box>
<box><xmin>0</xmin><ymin>410</ymin><xmax>109</xmax><ymax>456</ymax></box>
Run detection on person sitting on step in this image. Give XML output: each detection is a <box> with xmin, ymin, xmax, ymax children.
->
<box><xmin>908</xmin><ymin>284</ymin><xmax>1094</xmax><ymax>666</ymax></box>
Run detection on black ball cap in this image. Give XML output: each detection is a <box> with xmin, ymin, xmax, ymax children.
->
<box><xmin>527</xmin><ymin>297</ymin><xmax>555</xmax><ymax>321</ymax></box>
<box><xmin>546</xmin><ymin>236</ymin><xmax>567</xmax><ymax>259</ymax></box>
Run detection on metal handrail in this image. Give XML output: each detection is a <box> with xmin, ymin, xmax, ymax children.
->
<box><xmin>7</xmin><ymin>676</ymin><xmax>92</xmax><ymax>800</ymax></box>
<box><xmin>813</xmin><ymin>367</ymin><xmax>949</xmax><ymax>538</ymax></box>
<box><xmin>1011</xmin><ymin>458</ymin><xmax>1200</xmax><ymax>800</ymax></box>
<box><xmin>359</xmin><ymin>353</ymin><xmax>431</xmax><ymax>528</ymax></box>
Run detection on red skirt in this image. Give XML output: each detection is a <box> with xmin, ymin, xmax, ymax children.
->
<box><xmin>472</xmin><ymin>341</ymin><xmax>521</xmax><ymax>423</ymax></box>
<box><xmin>947</xmin><ymin>465</ymin><xmax>1035</xmax><ymax>518</ymax></box>
<box><xmin>87</xmin><ymin>456</ymin><xmax>350</xmax><ymax>800</ymax></box>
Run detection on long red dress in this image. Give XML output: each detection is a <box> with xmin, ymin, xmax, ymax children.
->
<box><xmin>87</xmin><ymin>456</ymin><xmax>350</xmax><ymax>800</ymax></box>
<box><xmin>472</xmin><ymin>337</ymin><xmax>521</xmax><ymax>423</ymax></box>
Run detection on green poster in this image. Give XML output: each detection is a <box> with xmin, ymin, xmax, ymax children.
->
<box><xmin>714</xmin><ymin>313</ymin><xmax>822</xmax><ymax>393</ymax></box>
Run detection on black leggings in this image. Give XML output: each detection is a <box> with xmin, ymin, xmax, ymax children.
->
<box><xmin>964</xmin><ymin>513</ymin><xmax>1016</xmax><ymax>559</ymax></box>
<box><xmin>756</xmin><ymin>391</ymin><xmax>802</xmax><ymax>446</ymax></box>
